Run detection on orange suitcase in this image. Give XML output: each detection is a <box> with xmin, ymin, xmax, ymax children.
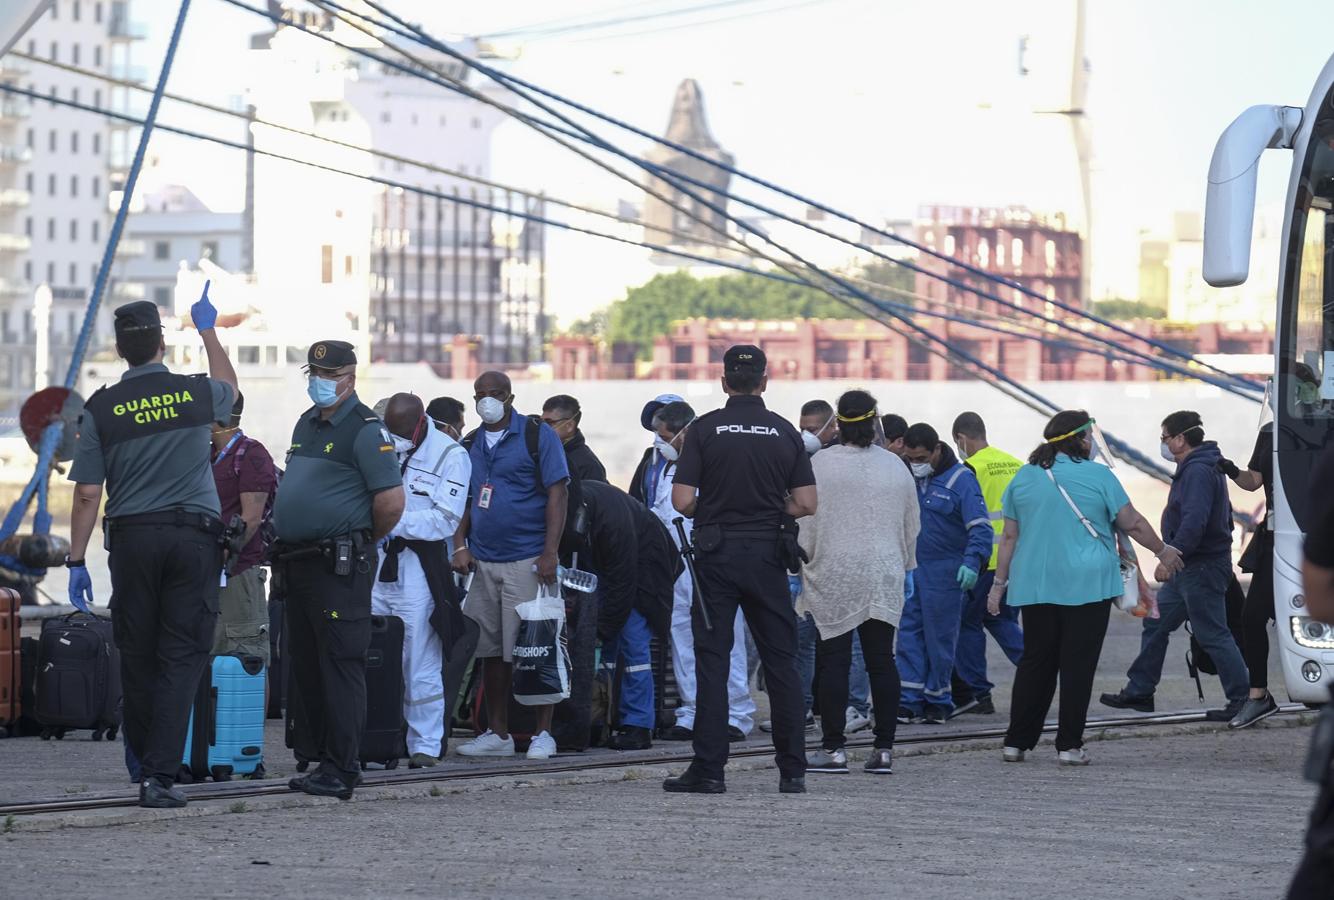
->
<box><xmin>0</xmin><ymin>587</ymin><xmax>19</xmax><ymax>734</ymax></box>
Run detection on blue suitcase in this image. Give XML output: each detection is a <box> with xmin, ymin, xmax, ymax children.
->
<box><xmin>182</xmin><ymin>655</ymin><xmax>266</xmax><ymax>782</ymax></box>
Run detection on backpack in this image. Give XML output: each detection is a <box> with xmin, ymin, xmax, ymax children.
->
<box><xmin>462</xmin><ymin>416</ymin><xmax>586</xmax><ymax>550</ymax></box>
<box><xmin>231</xmin><ymin>436</ymin><xmax>282</xmax><ymax>560</ymax></box>
<box><xmin>1184</xmin><ymin>572</ymin><xmax>1246</xmax><ymax>696</ymax></box>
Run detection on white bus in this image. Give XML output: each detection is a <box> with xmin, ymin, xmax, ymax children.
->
<box><xmin>1204</xmin><ymin>55</ymin><xmax>1334</xmax><ymax>703</ymax></box>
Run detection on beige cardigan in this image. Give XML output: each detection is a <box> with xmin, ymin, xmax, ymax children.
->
<box><xmin>796</xmin><ymin>444</ymin><xmax>920</xmax><ymax>639</ymax></box>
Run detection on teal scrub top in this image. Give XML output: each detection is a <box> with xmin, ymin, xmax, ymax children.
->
<box><xmin>1000</xmin><ymin>454</ymin><xmax>1131</xmax><ymax>607</ymax></box>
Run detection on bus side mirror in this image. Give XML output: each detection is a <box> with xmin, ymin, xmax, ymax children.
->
<box><xmin>1203</xmin><ymin>105</ymin><xmax>1302</xmax><ymax>287</ymax></box>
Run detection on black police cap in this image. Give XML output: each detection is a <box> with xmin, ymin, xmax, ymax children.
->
<box><xmin>113</xmin><ymin>300</ymin><xmax>162</xmax><ymax>336</ymax></box>
<box><xmin>306</xmin><ymin>340</ymin><xmax>357</xmax><ymax>371</ymax></box>
<box><xmin>723</xmin><ymin>344</ymin><xmax>766</xmax><ymax>374</ymax></box>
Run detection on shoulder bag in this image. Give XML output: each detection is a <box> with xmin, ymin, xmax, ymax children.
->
<box><xmin>1046</xmin><ymin>469</ymin><xmax>1139</xmax><ymax>611</ymax></box>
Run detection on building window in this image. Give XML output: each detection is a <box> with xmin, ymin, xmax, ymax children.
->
<box><xmin>95</xmin><ymin>2</ymin><xmax>102</xmax><ymax>23</ymax></box>
<box><xmin>23</xmin><ymin>261</ymin><xmax>31</xmax><ymax>282</ymax></box>
<box><xmin>70</xmin><ymin>175</ymin><xmax>77</xmax><ymax>196</ymax></box>
<box><xmin>70</xmin><ymin>132</ymin><xmax>78</xmax><ymax>153</ymax></box>
<box><xmin>471</xmin><ymin>117</ymin><xmax>481</xmax><ymax>129</ymax></box>
<box><xmin>69</xmin><ymin>220</ymin><xmax>78</xmax><ymax>241</ymax></box>
<box><xmin>47</xmin><ymin>174</ymin><xmax>55</xmax><ymax>196</ymax></box>
<box><xmin>92</xmin><ymin>133</ymin><xmax>100</xmax><ymax>154</ymax></box>
<box><xmin>50</xmin><ymin>2</ymin><xmax>56</xmax><ymax>19</ymax></box>
<box><xmin>73</xmin><ymin>1</ymin><xmax>81</xmax><ymax>21</ymax></box>
<box><xmin>72</xmin><ymin>44</ymin><xmax>80</xmax><ymax>65</ymax></box>
<box><xmin>94</xmin><ymin>45</ymin><xmax>102</xmax><ymax>68</ymax></box>
<box><xmin>71</xmin><ymin>87</ymin><xmax>79</xmax><ymax>104</ymax></box>
<box><xmin>93</xmin><ymin>89</ymin><xmax>101</xmax><ymax>107</ymax></box>
<box><xmin>49</xmin><ymin>42</ymin><xmax>57</xmax><ymax>62</ymax></box>
<box><xmin>67</xmin><ymin>312</ymin><xmax>75</xmax><ymax>339</ymax></box>
<box><xmin>48</xmin><ymin>130</ymin><xmax>56</xmax><ymax>151</ymax></box>
<box><xmin>411</xmin><ymin>113</ymin><xmax>418</xmax><ymax>126</ymax></box>
<box><xmin>439</xmin><ymin>114</ymin><xmax>446</xmax><ymax>126</ymax></box>
<box><xmin>90</xmin><ymin>263</ymin><xmax>97</xmax><ymax>282</ymax></box>
<box><xmin>68</xmin><ymin>263</ymin><xmax>76</xmax><ymax>284</ymax></box>
<box><xmin>91</xmin><ymin>176</ymin><xmax>100</xmax><ymax>197</ymax></box>
<box><xmin>201</xmin><ymin>240</ymin><xmax>218</xmax><ymax>260</ymax></box>
<box><xmin>46</xmin><ymin>219</ymin><xmax>54</xmax><ymax>239</ymax></box>
<box><xmin>345</xmin><ymin>254</ymin><xmax>353</xmax><ymax>276</ymax></box>
<box><xmin>24</xmin><ymin>217</ymin><xmax>31</xmax><ymax>236</ymax></box>
<box><xmin>26</xmin><ymin>40</ymin><xmax>34</xmax><ymax>55</ymax></box>
<box><xmin>24</xmin><ymin>127</ymin><xmax>32</xmax><ymax>148</ymax></box>
<box><xmin>380</xmin><ymin>111</ymin><xmax>390</xmax><ymax>123</ymax></box>
<box><xmin>91</xmin><ymin>220</ymin><xmax>99</xmax><ymax>242</ymax></box>
<box><xmin>46</xmin><ymin>262</ymin><xmax>54</xmax><ymax>283</ymax></box>
<box><xmin>48</xmin><ymin>86</ymin><xmax>56</xmax><ymax>108</ymax></box>
<box><xmin>321</xmin><ymin>244</ymin><xmax>333</xmax><ymax>283</ymax></box>
<box><xmin>153</xmin><ymin>240</ymin><xmax>170</xmax><ymax>260</ymax></box>
<box><xmin>24</xmin><ymin>172</ymin><xmax>32</xmax><ymax>191</ymax></box>
<box><xmin>152</xmin><ymin>286</ymin><xmax>170</xmax><ymax>307</ymax></box>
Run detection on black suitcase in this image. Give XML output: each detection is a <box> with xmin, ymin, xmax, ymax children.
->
<box><xmin>440</xmin><ymin>615</ymin><xmax>479</xmax><ymax>755</ymax></box>
<box><xmin>286</xmin><ymin>614</ymin><xmax>407</xmax><ymax>770</ymax></box>
<box><xmin>34</xmin><ymin>612</ymin><xmax>121</xmax><ymax>741</ymax></box>
<box><xmin>551</xmin><ymin>589</ymin><xmax>597</xmax><ymax>751</ymax></box>
<box><xmin>16</xmin><ymin>636</ymin><xmax>42</xmax><ymax>737</ymax></box>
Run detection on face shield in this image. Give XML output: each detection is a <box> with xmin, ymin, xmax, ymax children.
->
<box><xmin>1087</xmin><ymin>419</ymin><xmax>1115</xmax><ymax>468</ymax></box>
<box><xmin>1259</xmin><ymin>378</ymin><xmax>1275</xmax><ymax>429</ymax></box>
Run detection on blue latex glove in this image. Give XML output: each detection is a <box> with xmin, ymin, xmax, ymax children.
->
<box><xmin>68</xmin><ymin>565</ymin><xmax>94</xmax><ymax>613</ymax></box>
<box><xmin>190</xmin><ymin>279</ymin><xmax>217</xmax><ymax>331</ymax></box>
<box><xmin>956</xmin><ymin>565</ymin><xmax>979</xmax><ymax>591</ymax></box>
<box><xmin>788</xmin><ymin>574</ymin><xmax>802</xmax><ymax>599</ymax></box>
<box><xmin>904</xmin><ymin>570</ymin><xmax>915</xmax><ymax>602</ymax></box>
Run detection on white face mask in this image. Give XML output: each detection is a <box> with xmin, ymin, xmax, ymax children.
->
<box><xmin>1159</xmin><ymin>441</ymin><xmax>1175</xmax><ymax>462</ymax></box>
<box><xmin>476</xmin><ymin>396</ymin><xmax>506</xmax><ymax>425</ymax></box>
<box><xmin>392</xmin><ymin>434</ymin><xmax>414</xmax><ymax>458</ymax></box>
<box><xmin>654</xmin><ymin>437</ymin><xmax>679</xmax><ymax>462</ymax></box>
<box><xmin>955</xmin><ymin>442</ymin><xmax>969</xmax><ymax>460</ymax></box>
<box><xmin>910</xmin><ymin>461</ymin><xmax>933</xmax><ymax>480</ymax></box>
<box><xmin>802</xmin><ymin>430</ymin><xmax>822</xmax><ymax>456</ymax></box>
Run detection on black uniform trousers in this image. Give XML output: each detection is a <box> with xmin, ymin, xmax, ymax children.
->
<box><xmin>283</xmin><ymin>548</ymin><xmax>373</xmax><ymax>785</ymax></box>
<box><xmin>108</xmin><ymin>522</ymin><xmax>221</xmax><ymax>786</ymax></box>
<box><xmin>692</xmin><ymin>535</ymin><xmax>805</xmax><ymax>781</ymax></box>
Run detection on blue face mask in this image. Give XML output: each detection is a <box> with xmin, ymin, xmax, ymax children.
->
<box><xmin>307</xmin><ymin>375</ymin><xmax>346</xmax><ymax>409</ymax></box>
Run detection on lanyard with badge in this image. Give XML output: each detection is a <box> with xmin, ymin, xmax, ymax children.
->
<box><xmin>477</xmin><ymin>428</ymin><xmax>506</xmax><ymax>510</ymax></box>
<box><xmin>213</xmin><ymin>431</ymin><xmax>242</xmax><ymax>465</ymax></box>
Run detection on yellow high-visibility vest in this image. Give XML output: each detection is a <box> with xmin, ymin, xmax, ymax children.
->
<box><xmin>966</xmin><ymin>444</ymin><xmax>1023</xmax><ymax>570</ymax></box>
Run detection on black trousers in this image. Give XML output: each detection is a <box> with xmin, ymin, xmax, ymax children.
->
<box><xmin>108</xmin><ymin>522</ymin><xmax>221</xmax><ymax>786</ymax></box>
<box><xmin>692</xmin><ymin>536</ymin><xmax>805</xmax><ymax>780</ymax></box>
<box><xmin>1005</xmin><ymin>600</ymin><xmax>1111</xmax><ymax>752</ymax></box>
<box><xmin>1289</xmin><ymin>778</ymin><xmax>1334</xmax><ymax>899</ymax></box>
<box><xmin>1241</xmin><ymin>545</ymin><xmax>1275</xmax><ymax>690</ymax></box>
<box><xmin>283</xmin><ymin>548</ymin><xmax>373</xmax><ymax>785</ymax></box>
<box><xmin>817</xmin><ymin>619</ymin><xmax>900</xmax><ymax>751</ymax></box>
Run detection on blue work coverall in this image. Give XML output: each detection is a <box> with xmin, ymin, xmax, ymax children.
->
<box><xmin>899</xmin><ymin>460</ymin><xmax>992</xmax><ymax>714</ymax></box>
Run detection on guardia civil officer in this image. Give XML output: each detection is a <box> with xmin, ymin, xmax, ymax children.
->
<box><xmin>66</xmin><ymin>288</ymin><xmax>238</xmax><ymax>809</ymax></box>
<box><xmin>664</xmin><ymin>344</ymin><xmax>817</xmax><ymax>794</ymax></box>
<box><xmin>273</xmin><ymin>341</ymin><xmax>405</xmax><ymax>800</ymax></box>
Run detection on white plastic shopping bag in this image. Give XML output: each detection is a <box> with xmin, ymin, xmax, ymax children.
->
<box><xmin>512</xmin><ymin>584</ymin><xmax>571</xmax><ymax>705</ymax></box>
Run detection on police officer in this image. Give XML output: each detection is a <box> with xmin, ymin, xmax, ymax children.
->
<box><xmin>664</xmin><ymin>344</ymin><xmax>817</xmax><ymax>794</ymax></box>
<box><xmin>273</xmin><ymin>340</ymin><xmax>405</xmax><ymax>800</ymax></box>
<box><xmin>66</xmin><ymin>289</ymin><xmax>238</xmax><ymax>809</ymax></box>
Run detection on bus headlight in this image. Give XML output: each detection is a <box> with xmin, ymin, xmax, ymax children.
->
<box><xmin>1303</xmin><ymin>661</ymin><xmax>1323</xmax><ymax>683</ymax></box>
<box><xmin>1291</xmin><ymin>616</ymin><xmax>1334</xmax><ymax>649</ymax></box>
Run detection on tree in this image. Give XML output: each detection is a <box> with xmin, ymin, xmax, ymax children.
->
<box><xmin>1091</xmin><ymin>298</ymin><xmax>1167</xmax><ymax>320</ymax></box>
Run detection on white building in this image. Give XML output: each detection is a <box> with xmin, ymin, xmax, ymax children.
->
<box><xmin>0</xmin><ymin>0</ymin><xmax>143</xmax><ymax>418</ymax></box>
<box><xmin>121</xmin><ymin>184</ymin><xmax>245</xmax><ymax>310</ymax></box>
<box><xmin>246</xmin><ymin>4</ymin><xmax>544</xmax><ymax>369</ymax></box>
<box><xmin>1139</xmin><ymin>209</ymin><xmax>1280</xmax><ymax>324</ymax></box>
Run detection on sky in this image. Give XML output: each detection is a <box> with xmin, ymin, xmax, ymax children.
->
<box><xmin>121</xmin><ymin>0</ymin><xmax>1334</xmax><ymax>321</ymax></box>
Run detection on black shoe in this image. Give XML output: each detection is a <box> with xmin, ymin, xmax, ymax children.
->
<box><xmin>663</xmin><ymin>769</ymin><xmax>726</xmax><ymax>794</ymax></box>
<box><xmin>139</xmin><ymin>779</ymin><xmax>187</xmax><ymax>809</ymax></box>
<box><xmin>950</xmin><ymin>694</ymin><xmax>995</xmax><ymax>716</ymax></box>
<box><xmin>779</xmin><ymin>776</ymin><xmax>807</xmax><ymax>794</ymax></box>
<box><xmin>1204</xmin><ymin>699</ymin><xmax>1246</xmax><ymax>722</ymax></box>
<box><xmin>1229</xmin><ymin>693</ymin><xmax>1280</xmax><ymax>729</ymax></box>
<box><xmin>607</xmin><ymin>726</ymin><xmax>652</xmax><ymax>751</ymax></box>
<box><xmin>298</xmin><ymin>771</ymin><xmax>354</xmax><ymax>801</ymax></box>
<box><xmin>727</xmin><ymin>725</ymin><xmax>746</xmax><ymax>743</ymax></box>
<box><xmin>1100</xmin><ymin>690</ymin><xmax>1154</xmax><ymax>713</ymax></box>
<box><xmin>661</xmin><ymin>725</ymin><xmax>694</xmax><ymax>742</ymax></box>
<box><xmin>923</xmin><ymin>705</ymin><xmax>948</xmax><ymax>724</ymax></box>
<box><xmin>949</xmin><ymin>696</ymin><xmax>980</xmax><ymax>717</ymax></box>
<box><xmin>288</xmin><ymin>774</ymin><xmax>309</xmax><ymax>792</ymax></box>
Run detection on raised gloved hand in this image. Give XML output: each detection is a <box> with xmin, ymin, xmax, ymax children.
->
<box><xmin>68</xmin><ymin>564</ymin><xmax>93</xmax><ymax>613</ymax></box>
<box><xmin>1216</xmin><ymin>458</ymin><xmax>1240</xmax><ymax>480</ymax></box>
<box><xmin>956</xmin><ymin>565</ymin><xmax>979</xmax><ymax>591</ymax></box>
<box><xmin>191</xmin><ymin>279</ymin><xmax>217</xmax><ymax>331</ymax></box>
<box><xmin>788</xmin><ymin>574</ymin><xmax>802</xmax><ymax>599</ymax></box>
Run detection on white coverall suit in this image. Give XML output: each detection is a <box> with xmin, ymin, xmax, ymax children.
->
<box><xmin>646</xmin><ymin>452</ymin><xmax>755</xmax><ymax>735</ymax></box>
<box><xmin>373</xmin><ymin>426</ymin><xmax>470</xmax><ymax>758</ymax></box>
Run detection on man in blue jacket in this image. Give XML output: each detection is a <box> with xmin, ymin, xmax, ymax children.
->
<box><xmin>1102</xmin><ymin>410</ymin><xmax>1249</xmax><ymax>721</ymax></box>
<box><xmin>898</xmin><ymin>423</ymin><xmax>993</xmax><ymax>723</ymax></box>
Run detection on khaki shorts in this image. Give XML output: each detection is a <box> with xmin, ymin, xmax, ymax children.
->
<box><xmin>464</xmin><ymin>557</ymin><xmax>540</xmax><ymax>662</ymax></box>
<box><xmin>212</xmin><ymin>566</ymin><xmax>272</xmax><ymax>666</ymax></box>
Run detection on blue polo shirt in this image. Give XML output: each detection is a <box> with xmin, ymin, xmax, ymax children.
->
<box><xmin>467</xmin><ymin>409</ymin><xmax>569</xmax><ymax>563</ymax></box>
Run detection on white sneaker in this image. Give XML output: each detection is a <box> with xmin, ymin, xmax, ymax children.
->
<box><xmin>526</xmin><ymin>730</ymin><xmax>556</xmax><ymax>760</ymax></box>
<box><xmin>845</xmin><ymin>706</ymin><xmax>872</xmax><ymax>734</ymax></box>
<box><xmin>1058</xmin><ymin>747</ymin><xmax>1090</xmax><ymax>766</ymax></box>
<box><xmin>1001</xmin><ymin>746</ymin><xmax>1025</xmax><ymax>763</ymax></box>
<box><xmin>455</xmin><ymin>730</ymin><xmax>515</xmax><ymax>757</ymax></box>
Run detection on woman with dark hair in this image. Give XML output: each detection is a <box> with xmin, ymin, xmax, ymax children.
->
<box><xmin>796</xmin><ymin>390</ymin><xmax>919</xmax><ymax>775</ymax></box>
<box><xmin>989</xmin><ymin>410</ymin><xmax>1180</xmax><ymax>765</ymax></box>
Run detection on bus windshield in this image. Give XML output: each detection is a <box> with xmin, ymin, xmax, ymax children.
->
<box><xmin>1278</xmin><ymin>108</ymin><xmax>1334</xmax><ymax>529</ymax></box>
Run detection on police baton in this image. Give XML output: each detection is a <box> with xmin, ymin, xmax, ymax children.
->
<box><xmin>672</xmin><ymin>517</ymin><xmax>713</xmax><ymax>632</ymax></box>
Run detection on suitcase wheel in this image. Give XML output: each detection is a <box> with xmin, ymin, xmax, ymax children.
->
<box><xmin>247</xmin><ymin>762</ymin><xmax>267</xmax><ymax>780</ymax></box>
<box><xmin>40</xmin><ymin>728</ymin><xmax>52</xmax><ymax>741</ymax></box>
<box><xmin>176</xmin><ymin>766</ymin><xmax>195</xmax><ymax>785</ymax></box>
<box><xmin>91</xmin><ymin>728</ymin><xmax>103</xmax><ymax>742</ymax></box>
<box><xmin>295</xmin><ymin>759</ymin><xmax>309</xmax><ymax>773</ymax></box>
<box><xmin>105</xmin><ymin>726</ymin><xmax>118</xmax><ymax>741</ymax></box>
<box><xmin>385</xmin><ymin>758</ymin><xmax>399</xmax><ymax>770</ymax></box>
<box><xmin>211</xmin><ymin>766</ymin><xmax>233</xmax><ymax>782</ymax></box>
<box><xmin>54</xmin><ymin>727</ymin><xmax>66</xmax><ymax>740</ymax></box>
